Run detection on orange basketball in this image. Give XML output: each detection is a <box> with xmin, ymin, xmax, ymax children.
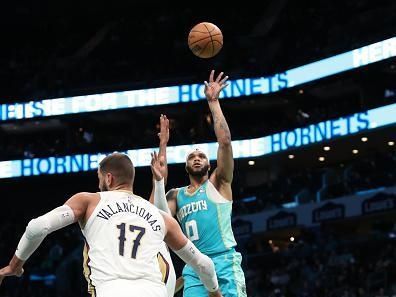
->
<box><xmin>188</xmin><ymin>22</ymin><xmax>223</xmax><ymax>58</ymax></box>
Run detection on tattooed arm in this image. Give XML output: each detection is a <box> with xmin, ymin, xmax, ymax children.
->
<box><xmin>205</xmin><ymin>70</ymin><xmax>234</xmax><ymax>200</ymax></box>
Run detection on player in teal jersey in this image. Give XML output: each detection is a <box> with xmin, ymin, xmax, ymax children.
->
<box><xmin>154</xmin><ymin>70</ymin><xmax>247</xmax><ymax>297</ymax></box>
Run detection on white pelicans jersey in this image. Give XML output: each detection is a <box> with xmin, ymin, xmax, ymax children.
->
<box><xmin>81</xmin><ymin>191</ymin><xmax>167</xmax><ymax>295</ymax></box>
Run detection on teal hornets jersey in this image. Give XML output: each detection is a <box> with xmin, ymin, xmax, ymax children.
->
<box><xmin>176</xmin><ymin>180</ymin><xmax>237</xmax><ymax>255</ymax></box>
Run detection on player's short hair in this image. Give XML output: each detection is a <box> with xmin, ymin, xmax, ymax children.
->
<box><xmin>185</xmin><ymin>148</ymin><xmax>208</xmax><ymax>163</ymax></box>
<box><xmin>99</xmin><ymin>153</ymin><xmax>135</xmax><ymax>185</ymax></box>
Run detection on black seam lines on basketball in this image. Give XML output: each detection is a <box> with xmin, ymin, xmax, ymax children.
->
<box><xmin>212</xmin><ymin>40</ymin><xmax>223</xmax><ymax>47</ymax></box>
<box><xmin>198</xmin><ymin>41</ymin><xmax>211</xmax><ymax>57</ymax></box>
<box><xmin>209</xmin><ymin>26</ymin><xmax>216</xmax><ymax>33</ymax></box>
<box><xmin>188</xmin><ymin>33</ymin><xmax>222</xmax><ymax>47</ymax></box>
<box><xmin>191</xmin><ymin>26</ymin><xmax>216</xmax><ymax>34</ymax></box>
<box><xmin>203</xmin><ymin>23</ymin><xmax>215</xmax><ymax>57</ymax></box>
<box><xmin>190</xmin><ymin>29</ymin><xmax>211</xmax><ymax>34</ymax></box>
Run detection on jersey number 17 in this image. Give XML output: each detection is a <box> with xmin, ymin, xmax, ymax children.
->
<box><xmin>116</xmin><ymin>223</ymin><xmax>146</xmax><ymax>259</ymax></box>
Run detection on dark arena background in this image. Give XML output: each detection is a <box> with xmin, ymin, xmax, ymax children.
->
<box><xmin>1</xmin><ymin>2</ymin><xmax>396</xmax><ymax>297</ymax></box>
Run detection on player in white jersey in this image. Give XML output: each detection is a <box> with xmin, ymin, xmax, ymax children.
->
<box><xmin>0</xmin><ymin>152</ymin><xmax>223</xmax><ymax>297</ymax></box>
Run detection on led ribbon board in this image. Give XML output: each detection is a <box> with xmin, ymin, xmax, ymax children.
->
<box><xmin>0</xmin><ymin>37</ymin><xmax>395</xmax><ymax>121</ymax></box>
<box><xmin>0</xmin><ymin>103</ymin><xmax>395</xmax><ymax>179</ymax></box>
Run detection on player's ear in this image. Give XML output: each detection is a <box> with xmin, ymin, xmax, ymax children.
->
<box><xmin>106</xmin><ymin>173</ymin><xmax>112</xmax><ymax>187</ymax></box>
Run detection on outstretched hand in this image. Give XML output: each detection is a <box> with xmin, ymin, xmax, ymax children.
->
<box><xmin>204</xmin><ymin>70</ymin><xmax>229</xmax><ymax>102</ymax></box>
<box><xmin>0</xmin><ymin>264</ymin><xmax>24</xmax><ymax>286</ymax></box>
<box><xmin>150</xmin><ymin>151</ymin><xmax>165</xmax><ymax>181</ymax></box>
<box><xmin>158</xmin><ymin>114</ymin><xmax>169</xmax><ymax>146</ymax></box>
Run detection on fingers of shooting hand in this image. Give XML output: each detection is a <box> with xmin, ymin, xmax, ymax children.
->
<box><xmin>209</xmin><ymin>70</ymin><xmax>215</xmax><ymax>82</ymax></box>
<box><xmin>215</xmin><ymin>71</ymin><xmax>224</xmax><ymax>83</ymax></box>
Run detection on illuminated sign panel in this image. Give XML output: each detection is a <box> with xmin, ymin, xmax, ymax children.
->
<box><xmin>0</xmin><ymin>103</ymin><xmax>394</xmax><ymax>179</ymax></box>
<box><xmin>1</xmin><ymin>37</ymin><xmax>395</xmax><ymax>121</ymax></box>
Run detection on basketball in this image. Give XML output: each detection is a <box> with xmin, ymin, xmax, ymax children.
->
<box><xmin>188</xmin><ymin>22</ymin><xmax>223</xmax><ymax>58</ymax></box>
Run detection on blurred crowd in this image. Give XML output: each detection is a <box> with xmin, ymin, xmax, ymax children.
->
<box><xmin>245</xmin><ymin>226</ymin><xmax>396</xmax><ymax>297</ymax></box>
<box><xmin>234</xmin><ymin>149</ymin><xmax>396</xmax><ymax>215</ymax></box>
<box><xmin>0</xmin><ymin>223</ymin><xmax>87</xmax><ymax>297</ymax></box>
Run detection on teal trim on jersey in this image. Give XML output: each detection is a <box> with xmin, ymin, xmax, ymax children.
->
<box><xmin>231</xmin><ymin>252</ymin><xmax>247</xmax><ymax>296</ymax></box>
<box><xmin>176</xmin><ymin>181</ymin><xmax>236</xmax><ymax>255</ymax></box>
<box><xmin>216</xmin><ymin>202</ymin><xmax>237</xmax><ymax>250</ymax></box>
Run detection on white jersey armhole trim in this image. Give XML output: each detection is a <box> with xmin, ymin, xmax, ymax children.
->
<box><xmin>82</xmin><ymin>192</ymin><xmax>104</xmax><ymax>231</ymax></box>
<box><xmin>158</xmin><ymin>209</ymin><xmax>168</xmax><ymax>239</ymax></box>
<box><xmin>207</xmin><ymin>181</ymin><xmax>232</xmax><ymax>204</ymax></box>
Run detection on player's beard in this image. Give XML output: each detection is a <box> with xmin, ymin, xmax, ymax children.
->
<box><xmin>99</xmin><ymin>180</ymin><xmax>109</xmax><ymax>192</ymax></box>
<box><xmin>186</xmin><ymin>164</ymin><xmax>209</xmax><ymax>177</ymax></box>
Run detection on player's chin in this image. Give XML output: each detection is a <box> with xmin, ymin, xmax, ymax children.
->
<box><xmin>190</xmin><ymin>168</ymin><xmax>208</xmax><ymax>177</ymax></box>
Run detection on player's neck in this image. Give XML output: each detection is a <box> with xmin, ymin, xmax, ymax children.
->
<box><xmin>188</xmin><ymin>176</ymin><xmax>208</xmax><ymax>189</ymax></box>
<box><xmin>112</xmin><ymin>184</ymin><xmax>133</xmax><ymax>193</ymax></box>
